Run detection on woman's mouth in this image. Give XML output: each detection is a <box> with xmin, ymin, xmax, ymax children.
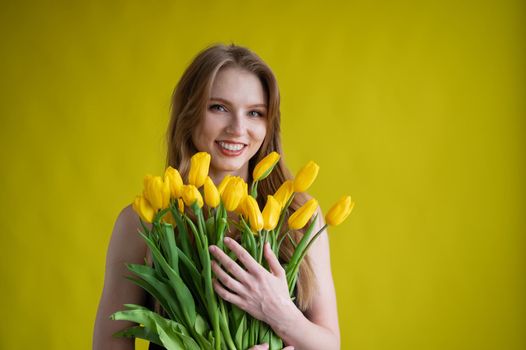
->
<box><xmin>216</xmin><ymin>141</ymin><xmax>247</xmax><ymax>156</ymax></box>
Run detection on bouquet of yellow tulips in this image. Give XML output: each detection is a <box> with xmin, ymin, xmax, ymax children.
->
<box><xmin>110</xmin><ymin>152</ymin><xmax>354</xmax><ymax>350</ymax></box>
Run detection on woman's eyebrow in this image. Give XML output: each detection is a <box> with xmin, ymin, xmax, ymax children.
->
<box><xmin>210</xmin><ymin>97</ymin><xmax>267</xmax><ymax>108</ymax></box>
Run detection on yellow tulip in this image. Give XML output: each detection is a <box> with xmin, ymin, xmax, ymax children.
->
<box><xmin>234</xmin><ymin>180</ymin><xmax>249</xmax><ymax>215</ymax></box>
<box><xmin>262</xmin><ymin>195</ymin><xmax>280</xmax><ymax>230</ymax></box>
<box><xmin>217</xmin><ymin>175</ymin><xmax>233</xmax><ymax>194</ymax></box>
<box><xmin>204</xmin><ymin>176</ymin><xmax>220</xmax><ymax>208</ymax></box>
<box><xmin>188</xmin><ymin>152</ymin><xmax>211</xmax><ymax>188</ymax></box>
<box><xmin>293</xmin><ymin>161</ymin><xmax>319</xmax><ymax>192</ymax></box>
<box><xmin>164</xmin><ymin>166</ymin><xmax>183</xmax><ymax>198</ymax></box>
<box><xmin>235</xmin><ymin>195</ymin><xmax>248</xmax><ymax>217</ymax></box>
<box><xmin>273</xmin><ymin>180</ymin><xmax>294</xmax><ymax>209</ymax></box>
<box><xmin>221</xmin><ymin>176</ymin><xmax>245</xmax><ymax>211</ymax></box>
<box><xmin>181</xmin><ymin>184</ymin><xmax>204</xmax><ymax>208</ymax></box>
<box><xmin>177</xmin><ymin>198</ymin><xmax>184</xmax><ymax>214</ymax></box>
<box><xmin>143</xmin><ymin>175</ymin><xmax>170</xmax><ymax>210</ymax></box>
<box><xmin>143</xmin><ymin>174</ymin><xmax>154</xmax><ymax>191</ymax></box>
<box><xmin>243</xmin><ymin>196</ymin><xmax>264</xmax><ymax>232</ymax></box>
<box><xmin>132</xmin><ymin>195</ymin><xmax>155</xmax><ymax>223</ymax></box>
<box><xmin>325</xmin><ymin>196</ymin><xmax>355</xmax><ymax>226</ymax></box>
<box><xmin>253</xmin><ymin>152</ymin><xmax>280</xmax><ymax>181</ymax></box>
<box><xmin>288</xmin><ymin>198</ymin><xmax>318</xmax><ymax>230</ymax></box>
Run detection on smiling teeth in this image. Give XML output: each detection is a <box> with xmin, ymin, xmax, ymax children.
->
<box><xmin>219</xmin><ymin>142</ymin><xmax>244</xmax><ymax>151</ymax></box>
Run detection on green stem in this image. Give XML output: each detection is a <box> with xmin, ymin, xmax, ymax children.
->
<box><xmin>287</xmin><ymin>224</ymin><xmax>328</xmax><ymax>293</ymax></box>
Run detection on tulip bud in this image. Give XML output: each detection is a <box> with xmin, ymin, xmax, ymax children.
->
<box><xmin>143</xmin><ymin>175</ymin><xmax>170</xmax><ymax>211</ymax></box>
<box><xmin>132</xmin><ymin>195</ymin><xmax>155</xmax><ymax>223</ymax></box>
<box><xmin>234</xmin><ymin>180</ymin><xmax>249</xmax><ymax>215</ymax></box>
<box><xmin>188</xmin><ymin>152</ymin><xmax>211</xmax><ymax>188</ymax></box>
<box><xmin>294</xmin><ymin>161</ymin><xmax>319</xmax><ymax>192</ymax></box>
<box><xmin>253</xmin><ymin>152</ymin><xmax>280</xmax><ymax>181</ymax></box>
<box><xmin>288</xmin><ymin>198</ymin><xmax>318</xmax><ymax>230</ymax></box>
<box><xmin>204</xmin><ymin>176</ymin><xmax>220</xmax><ymax>208</ymax></box>
<box><xmin>325</xmin><ymin>196</ymin><xmax>354</xmax><ymax>226</ymax></box>
<box><xmin>164</xmin><ymin>166</ymin><xmax>183</xmax><ymax>198</ymax></box>
<box><xmin>243</xmin><ymin>196</ymin><xmax>264</xmax><ymax>232</ymax></box>
<box><xmin>181</xmin><ymin>184</ymin><xmax>204</xmax><ymax>208</ymax></box>
<box><xmin>177</xmin><ymin>198</ymin><xmax>184</xmax><ymax>214</ymax></box>
<box><xmin>217</xmin><ymin>175</ymin><xmax>233</xmax><ymax>195</ymax></box>
<box><xmin>221</xmin><ymin>176</ymin><xmax>245</xmax><ymax>212</ymax></box>
<box><xmin>273</xmin><ymin>180</ymin><xmax>294</xmax><ymax>209</ymax></box>
<box><xmin>262</xmin><ymin>195</ymin><xmax>280</xmax><ymax>230</ymax></box>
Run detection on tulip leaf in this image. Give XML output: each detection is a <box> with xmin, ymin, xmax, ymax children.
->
<box><xmin>269</xmin><ymin>329</ymin><xmax>284</xmax><ymax>350</ymax></box>
<box><xmin>140</xmin><ymin>231</ymin><xmax>197</xmax><ymax>329</ymax></box>
<box><xmin>171</xmin><ymin>207</ymin><xmax>194</xmax><ymax>261</ymax></box>
<box><xmin>194</xmin><ymin>313</ymin><xmax>209</xmax><ymax>336</ymax></box>
<box><xmin>206</xmin><ymin>216</ymin><xmax>216</xmax><ymax>243</ymax></box>
<box><xmin>113</xmin><ymin>325</ymin><xmax>163</xmax><ymax>346</ymax></box>
<box><xmin>161</xmin><ymin>223</ymin><xmax>179</xmax><ymax>275</ymax></box>
<box><xmin>234</xmin><ymin>314</ymin><xmax>246</xmax><ymax>350</ymax></box>
<box><xmin>112</xmin><ymin>306</ymin><xmax>204</xmax><ymax>350</ymax></box>
<box><xmin>125</xmin><ymin>266</ymin><xmax>181</xmax><ymax>321</ymax></box>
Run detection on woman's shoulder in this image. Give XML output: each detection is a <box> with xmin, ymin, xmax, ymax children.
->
<box><xmin>106</xmin><ymin>204</ymin><xmax>151</xmax><ymax>267</ymax></box>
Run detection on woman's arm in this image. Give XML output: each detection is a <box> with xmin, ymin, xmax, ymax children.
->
<box><xmin>209</xmin><ymin>207</ymin><xmax>340</xmax><ymax>350</ymax></box>
<box><xmin>271</xmin><ymin>209</ymin><xmax>340</xmax><ymax>349</ymax></box>
<box><xmin>92</xmin><ymin>205</ymin><xmax>149</xmax><ymax>350</ymax></box>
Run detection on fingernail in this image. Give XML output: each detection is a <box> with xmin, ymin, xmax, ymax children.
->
<box><xmin>209</xmin><ymin>245</ymin><xmax>216</xmax><ymax>252</ymax></box>
<box><xmin>224</xmin><ymin>237</ymin><xmax>232</xmax><ymax>243</ymax></box>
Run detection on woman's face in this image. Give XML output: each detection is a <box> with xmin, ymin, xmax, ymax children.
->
<box><xmin>192</xmin><ymin>66</ymin><xmax>268</xmax><ymax>183</ymax></box>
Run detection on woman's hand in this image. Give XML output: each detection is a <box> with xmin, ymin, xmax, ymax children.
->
<box><xmin>208</xmin><ymin>236</ymin><xmax>298</xmax><ymax>329</ymax></box>
<box><xmin>248</xmin><ymin>344</ymin><xmax>294</xmax><ymax>350</ymax></box>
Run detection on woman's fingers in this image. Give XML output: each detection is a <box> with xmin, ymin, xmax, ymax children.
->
<box><xmin>223</xmin><ymin>236</ymin><xmax>263</xmax><ymax>274</ymax></box>
<box><xmin>211</xmin><ymin>260</ymin><xmax>245</xmax><ymax>293</ymax></box>
<box><xmin>264</xmin><ymin>242</ymin><xmax>285</xmax><ymax>278</ymax></box>
<box><xmin>212</xmin><ymin>278</ymin><xmax>245</xmax><ymax>308</ymax></box>
<box><xmin>248</xmin><ymin>345</ymin><xmax>294</xmax><ymax>350</ymax></box>
<box><xmin>209</xmin><ymin>244</ymin><xmax>249</xmax><ymax>283</ymax></box>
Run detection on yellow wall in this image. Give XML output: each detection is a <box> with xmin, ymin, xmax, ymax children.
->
<box><xmin>0</xmin><ymin>1</ymin><xmax>524</xmax><ymax>349</ymax></box>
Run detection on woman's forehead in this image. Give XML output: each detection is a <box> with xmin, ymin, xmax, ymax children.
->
<box><xmin>209</xmin><ymin>67</ymin><xmax>267</xmax><ymax>106</ymax></box>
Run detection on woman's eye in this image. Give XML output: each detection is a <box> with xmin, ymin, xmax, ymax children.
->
<box><xmin>210</xmin><ymin>104</ymin><xmax>226</xmax><ymax>112</ymax></box>
<box><xmin>248</xmin><ymin>110</ymin><xmax>263</xmax><ymax>117</ymax></box>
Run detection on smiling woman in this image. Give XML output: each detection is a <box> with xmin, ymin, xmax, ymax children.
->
<box><xmin>93</xmin><ymin>43</ymin><xmax>340</xmax><ymax>350</ymax></box>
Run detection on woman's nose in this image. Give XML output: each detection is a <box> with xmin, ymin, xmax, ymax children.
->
<box><xmin>225</xmin><ymin>111</ymin><xmax>246</xmax><ymax>135</ymax></box>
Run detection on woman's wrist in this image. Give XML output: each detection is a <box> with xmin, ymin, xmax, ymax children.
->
<box><xmin>266</xmin><ymin>297</ymin><xmax>304</xmax><ymax>337</ymax></box>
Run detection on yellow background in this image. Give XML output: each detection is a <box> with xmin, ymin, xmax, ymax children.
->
<box><xmin>0</xmin><ymin>1</ymin><xmax>524</xmax><ymax>349</ymax></box>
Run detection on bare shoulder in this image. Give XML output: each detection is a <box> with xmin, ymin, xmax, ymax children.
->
<box><xmin>93</xmin><ymin>205</ymin><xmax>151</xmax><ymax>350</ymax></box>
<box><xmin>106</xmin><ymin>204</ymin><xmax>150</xmax><ymax>266</ymax></box>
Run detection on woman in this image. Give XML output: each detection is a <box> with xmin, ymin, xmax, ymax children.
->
<box><xmin>93</xmin><ymin>43</ymin><xmax>340</xmax><ymax>350</ymax></box>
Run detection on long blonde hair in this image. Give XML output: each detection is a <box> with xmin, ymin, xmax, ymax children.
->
<box><xmin>164</xmin><ymin>43</ymin><xmax>316</xmax><ymax>311</ymax></box>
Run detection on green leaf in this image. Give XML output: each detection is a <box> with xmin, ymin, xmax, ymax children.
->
<box><xmin>172</xmin><ymin>207</ymin><xmax>195</xmax><ymax>261</ymax></box>
<box><xmin>206</xmin><ymin>216</ymin><xmax>216</xmax><ymax>243</ymax></box>
<box><xmin>161</xmin><ymin>222</ymin><xmax>179</xmax><ymax>275</ymax></box>
<box><xmin>125</xmin><ymin>265</ymin><xmax>181</xmax><ymax>321</ymax></box>
<box><xmin>140</xmin><ymin>231</ymin><xmax>197</xmax><ymax>329</ymax></box>
<box><xmin>269</xmin><ymin>330</ymin><xmax>284</xmax><ymax>350</ymax></box>
<box><xmin>111</xmin><ymin>306</ymin><xmax>206</xmax><ymax>350</ymax></box>
<box><xmin>194</xmin><ymin>314</ymin><xmax>210</xmax><ymax>336</ymax></box>
<box><xmin>234</xmin><ymin>314</ymin><xmax>246</xmax><ymax>350</ymax></box>
<box><xmin>113</xmin><ymin>325</ymin><xmax>163</xmax><ymax>346</ymax></box>
<box><xmin>126</xmin><ymin>265</ymin><xmax>183</xmax><ymax>320</ymax></box>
